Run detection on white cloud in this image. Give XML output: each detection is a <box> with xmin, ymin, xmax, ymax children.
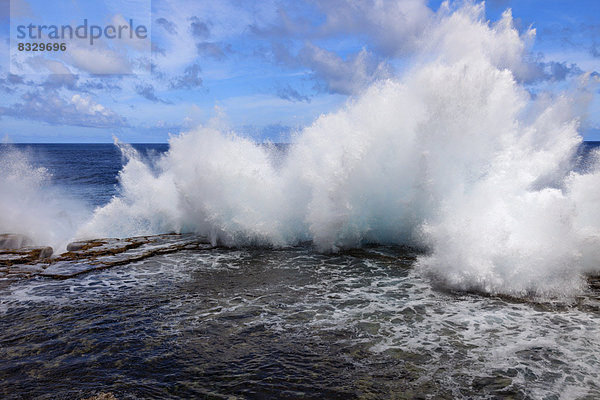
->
<box><xmin>61</xmin><ymin>43</ymin><xmax>132</xmax><ymax>74</ymax></box>
<box><xmin>298</xmin><ymin>44</ymin><xmax>392</xmax><ymax>94</ymax></box>
<box><xmin>313</xmin><ymin>0</ymin><xmax>433</xmax><ymax>55</ymax></box>
<box><xmin>71</xmin><ymin>94</ymin><xmax>111</xmax><ymax>115</ymax></box>
<box><xmin>1</xmin><ymin>89</ymin><xmax>127</xmax><ymax>127</ymax></box>
<box><xmin>23</xmin><ymin>57</ymin><xmax>74</xmax><ymax>75</ymax></box>
<box><xmin>110</xmin><ymin>14</ymin><xmax>151</xmax><ymax>52</ymax></box>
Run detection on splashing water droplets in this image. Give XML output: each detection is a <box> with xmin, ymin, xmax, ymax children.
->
<box><xmin>3</xmin><ymin>4</ymin><xmax>600</xmax><ymax>298</ymax></box>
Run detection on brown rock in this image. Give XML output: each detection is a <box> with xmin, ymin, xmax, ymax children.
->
<box><xmin>0</xmin><ymin>246</ymin><xmax>53</xmax><ymax>266</ymax></box>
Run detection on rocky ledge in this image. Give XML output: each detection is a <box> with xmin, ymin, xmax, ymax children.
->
<box><xmin>0</xmin><ymin>233</ymin><xmax>214</xmax><ymax>280</ymax></box>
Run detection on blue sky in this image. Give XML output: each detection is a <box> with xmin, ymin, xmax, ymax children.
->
<box><xmin>0</xmin><ymin>0</ymin><xmax>599</xmax><ymax>143</ymax></box>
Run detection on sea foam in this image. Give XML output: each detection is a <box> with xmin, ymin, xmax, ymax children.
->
<box><xmin>0</xmin><ymin>147</ymin><xmax>89</xmax><ymax>252</ymax></box>
<box><xmin>5</xmin><ymin>3</ymin><xmax>600</xmax><ymax>297</ymax></box>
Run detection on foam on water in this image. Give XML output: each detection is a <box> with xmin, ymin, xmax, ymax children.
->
<box><xmin>0</xmin><ymin>147</ymin><xmax>90</xmax><ymax>252</ymax></box>
<box><xmin>76</xmin><ymin>4</ymin><xmax>600</xmax><ymax>297</ymax></box>
<box><xmin>1</xmin><ymin>247</ymin><xmax>599</xmax><ymax>397</ymax></box>
<box><xmin>2</xmin><ymin>3</ymin><xmax>600</xmax><ymax>297</ymax></box>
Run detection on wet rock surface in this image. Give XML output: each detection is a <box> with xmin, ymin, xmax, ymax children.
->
<box><xmin>0</xmin><ymin>233</ymin><xmax>213</xmax><ymax>279</ymax></box>
<box><xmin>0</xmin><ymin>246</ymin><xmax>53</xmax><ymax>266</ymax></box>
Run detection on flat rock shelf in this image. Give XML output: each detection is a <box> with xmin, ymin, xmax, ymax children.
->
<box><xmin>0</xmin><ymin>233</ymin><xmax>214</xmax><ymax>280</ymax></box>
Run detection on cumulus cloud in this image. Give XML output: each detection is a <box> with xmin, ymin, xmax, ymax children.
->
<box><xmin>156</xmin><ymin>17</ymin><xmax>178</xmax><ymax>35</ymax></box>
<box><xmin>11</xmin><ymin>11</ymin><xmax>151</xmax><ymax>76</ymax></box>
<box><xmin>25</xmin><ymin>58</ymin><xmax>79</xmax><ymax>89</ymax></box>
<box><xmin>79</xmin><ymin>79</ymin><xmax>122</xmax><ymax>92</ymax></box>
<box><xmin>0</xmin><ymin>90</ymin><xmax>127</xmax><ymax>127</ymax></box>
<box><xmin>110</xmin><ymin>14</ymin><xmax>151</xmax><ymax>52</ymax></box>
<box><xmin>543</xmin><ymin>61</ymin><xmax>583</xmax><ymax>81</ymax></box>
<box><xmin>271</xmin><ymin>41</ymin><xmax>394</xmax><ymax>95</ymax></box>
<box><xmin>261</xmin><ymin>0</ymin><xmax>590</xmax><ymax>92</ymax></box>
<box><xmin>135</xmin><ymin>83</ymin><xmax>171</xmax><ymax>103</ymax></box>
<box><xmin>253</xmin><ymin>0</ymin><xmax>435</xmax><ymax>94</ymax></box>
<box><xmin>4</xmin><ymin>0</ymin><xmax>596</xmax><ymax>138</ymax></box>
<box><xmin>62</xmin><ymin>44</ymin><xmax>133</xmax><ymax>75</ymax></box>
<box><xmin>196</xmin><ymin>42</ymin><xmax>231</xmax><ymax>61</ymax></box>
<box><xmin>170</xmin><ymin>64</ymin><xmax>203</xmax><ymax>89</ymax></box>
<box><xmin>276</xmin><ymin>84</ymin><xmax>310</xmax><ymax>102</ymax></box>
<box><xmin>296</xmin><ymin>44</ymin><xmax>392</xmax><ymax>95</ymax></box>
<box><xmin>5</xmin><ymin>55</ymin><xmax>125</xmax><ymax>96</ymax></box>
<box><xmin>189</xmin><ymin>16</ymin><xmax>210</xmax><ymax>38</ymax></box>
<box><xmin>24</xmin><ymin>57</ymin><xmax>74</xmax><ymax>75</ymax></box>
<box><xmin>253</xmin><ymin>0</ymin><xmax>433</xmax><ymax>56</ymax></box>
<box><xmin>0</xmin><ymin>73</ymin><xmax>24</xmax><ymax>93</ymax></box>
<box><xmin>71</xmin><ymin>94</ymin><xmax>112</xmax><ymax>116</ymax></box>
<box><xmin>152</xmin><ymin>42</ymin><xmax>167</xmax><ymax>56</ymax></box>
<box><xmin>314</xmin><ymin>0</ymin><xmax>433</xmax><ymax>56</ymax></box>
<box><xmin>42</xmin><ymin>73</ymin><xmax>79</xmax><ymax>90</ymax></box>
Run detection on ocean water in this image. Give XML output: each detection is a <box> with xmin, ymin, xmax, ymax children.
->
<box><xmin>2</xmin><ymin>5</ymin><xmax>600</xmax><ymax>398</ymax></box>
<box><xmin>0</xmin><ymin>142</ymin><xmax>599</xmax><ymax>399</ymax></box>
<box><xmin>2</xmin><ymin>143</ymin><xmax>169</xmax><ymax>208</ymax></box>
